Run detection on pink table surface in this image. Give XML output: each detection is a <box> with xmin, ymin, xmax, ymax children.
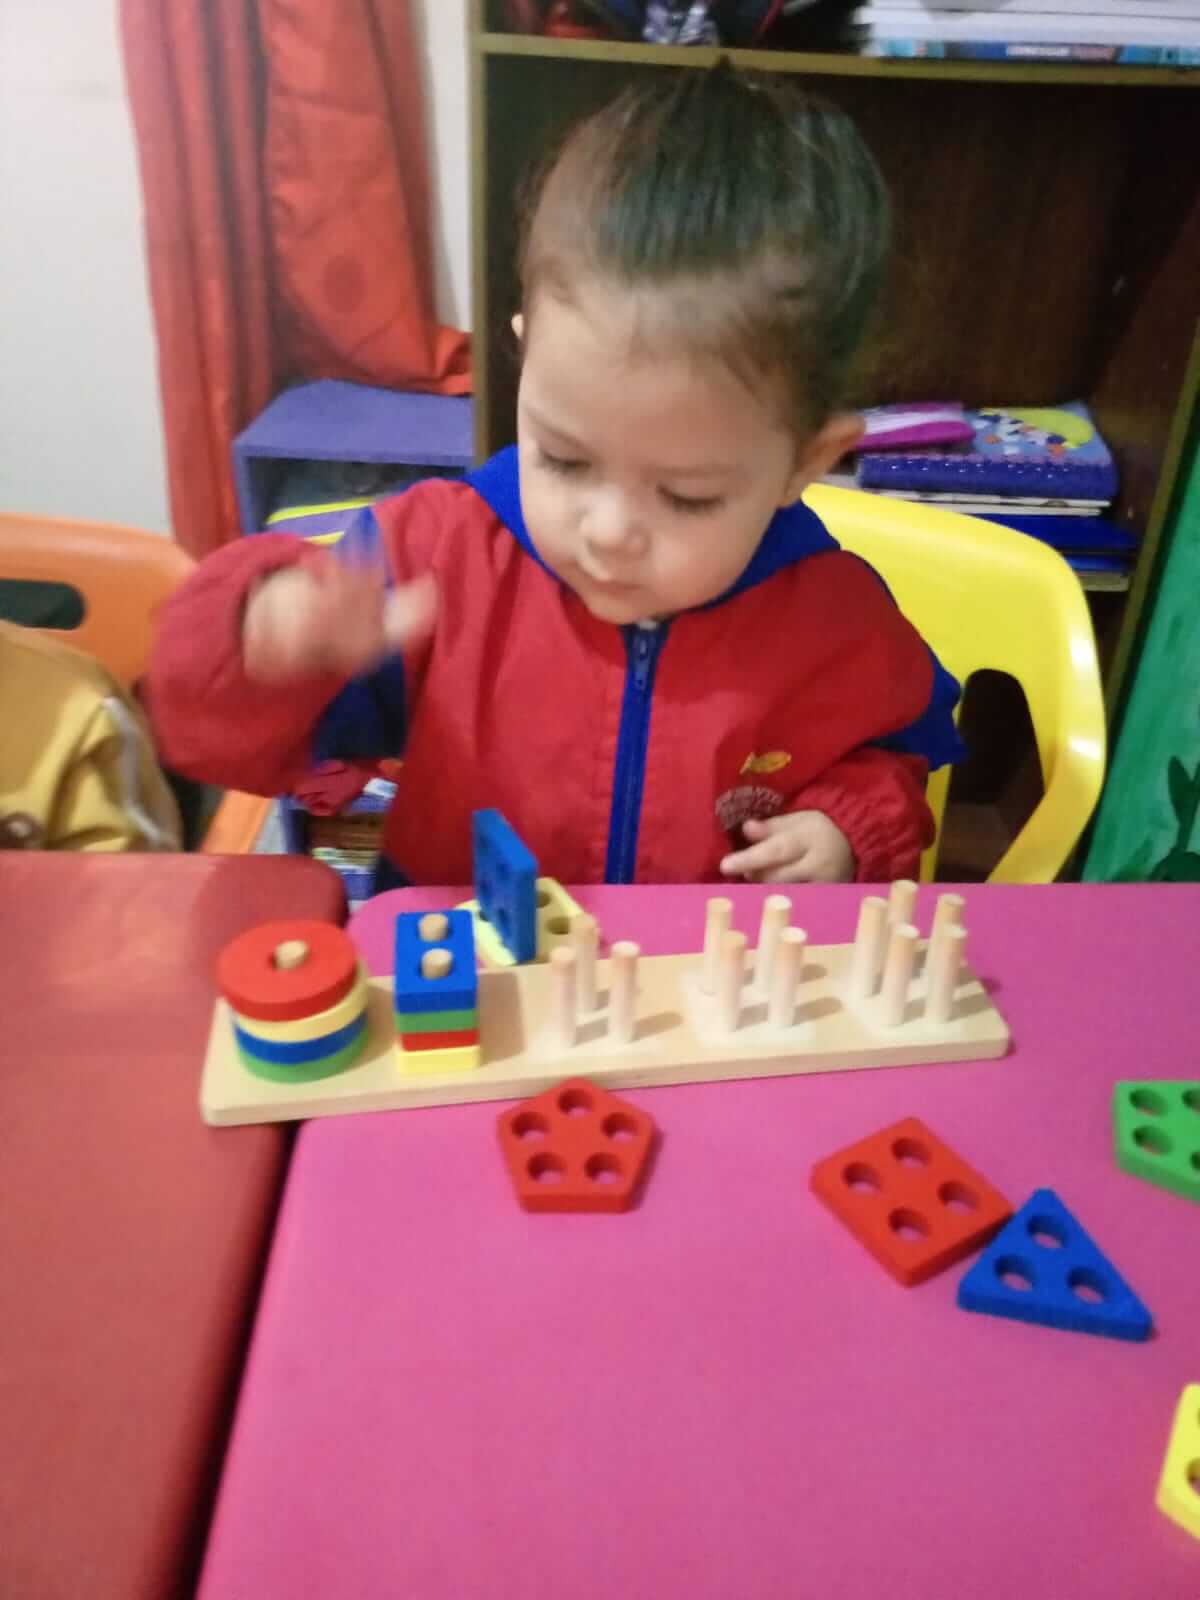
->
<box><xmin>199</xmin><ymin>884</ymin><xmax>1200</xmax><ymax>1600</ymax></box>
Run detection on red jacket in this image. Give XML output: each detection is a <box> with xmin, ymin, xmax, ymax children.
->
<box><xmin>148</xmin><ymin>448</ymin><xmax>962</xmax><ymax>886</ymax></box>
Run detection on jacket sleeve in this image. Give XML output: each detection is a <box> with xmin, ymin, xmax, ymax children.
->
<box><xmin>145</xmin><ymin>532</ymin><xmax>350</xmax><ymax>795</ymax></box>
<box><xmin>790</xmin><ymin>747</ymin><xmax>934</xmax><ymax>883</ymax></box>
<box><xmin>782</xmin><ymin>554</ymin><xmax>964</xmax><ymax>883</ymax></box>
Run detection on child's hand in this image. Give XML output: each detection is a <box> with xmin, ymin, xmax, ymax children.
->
<box><xmin>243</xmin><ymin>564</ymin><xmax>436</xmax><ymax>684</ymax></box>
<box><xmin>720</xmin><ymin>811</ymin><xmax>855</xmax><ymax>884</ymax></box>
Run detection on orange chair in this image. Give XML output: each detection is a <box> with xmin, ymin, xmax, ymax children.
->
<box><xmin>0</xmin><ymin>512</ymin><xmax>272</xmax><ymax>852</ymax></box>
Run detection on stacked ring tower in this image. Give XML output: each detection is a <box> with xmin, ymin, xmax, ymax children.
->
<box><xmin>217</xmin><ymin>920</ymin><xmax>370</xmax><ymax>1082</ymax></box>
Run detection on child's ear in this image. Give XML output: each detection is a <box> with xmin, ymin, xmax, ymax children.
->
<box><xmin>511</xmin><ymin>313</ymin><xmax>525</xmax><ymax>345</ymax></box>
<box><xmin>781</xmin><ymin>412</ymin><xmax>864</xmax><ymax>504</ymax></box>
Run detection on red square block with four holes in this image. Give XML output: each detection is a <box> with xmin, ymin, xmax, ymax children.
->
<box><xmin>497</xmin><ymin>1078</ymin><xmax>658</xmax><ymax>1213</ymax></box>
<box><xmin>810</xmin><ymin>1116</ymin><xmax>1012</xmax><ymax>1286</ymax></box>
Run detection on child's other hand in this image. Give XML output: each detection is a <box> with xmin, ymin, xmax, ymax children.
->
<box><xmin>243</xmin><ymin>564</ymin><xmax>437</xmax><ymax>684</ymax></box>
<box><xmin>720</xmin><ymin>811</ymin><xmax>855</xmax><ymax>884</ymax></box>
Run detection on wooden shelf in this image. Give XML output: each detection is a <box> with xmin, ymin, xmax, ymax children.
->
<box><xmin>478</xmin><ymin>30</ymin><xmax>1200</xmax><ymax>89</ymax></box>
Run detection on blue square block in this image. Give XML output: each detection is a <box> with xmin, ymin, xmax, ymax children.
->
<box><xmin>393</xmin><ymin>910</ymin><xmax>478</xmax><ymax>1014</ymax></box>
<box><xmin>472</xmin><ymin>810</ymin><xmax>538</xmax><ymax>964</ymax></box>
<box><xmin>957</xmin><ymin>1188</ymin><xmax>1152</xmax><ymax>1342</ymax></box>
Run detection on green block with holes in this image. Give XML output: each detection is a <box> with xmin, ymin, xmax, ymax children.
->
<box><xmin>1113</xmin><ymin>1080</ymin><xmax>1200</xmax><ymax>1204</ymax></box>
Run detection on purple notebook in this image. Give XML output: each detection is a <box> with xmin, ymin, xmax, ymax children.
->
<box><xmin>858</xmin><ymin>401</ymin><xmax>1118</xmax><ymax>502</ymax></box>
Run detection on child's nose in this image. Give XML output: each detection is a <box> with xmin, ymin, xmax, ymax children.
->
<box><xmin>584</xmin><ymin>490</ymin><xmax>644</xmax><ymax>553</ymax></box>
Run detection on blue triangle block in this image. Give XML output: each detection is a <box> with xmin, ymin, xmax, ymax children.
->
<box><xmin>957</xmin><ymin>1188</ymin><xmax>1153</xmax><ymax>1342</ymax></box>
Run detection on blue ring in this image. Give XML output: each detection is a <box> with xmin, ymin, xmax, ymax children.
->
<box><xmin>234</xmin><ymin>1010</ymin><xmax>367</xmax><ymax>1065</ymax></box>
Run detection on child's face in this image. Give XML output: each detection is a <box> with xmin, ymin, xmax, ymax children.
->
<box><xmin>515</xmin><ymin>282</ymin><xmax>837</xmax><ymax>625</ymax></box>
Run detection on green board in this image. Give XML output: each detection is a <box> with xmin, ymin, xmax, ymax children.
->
<box><xmin>1086</xmin><ymin>429</ymin><xmax>1200</xmax><ymax>882</ymax></box>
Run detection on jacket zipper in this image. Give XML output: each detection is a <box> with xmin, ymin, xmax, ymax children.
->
<box><xmin>605</xmin><ymin>621</ymin><xmax>668</xmax><ymax>883</ymax></box>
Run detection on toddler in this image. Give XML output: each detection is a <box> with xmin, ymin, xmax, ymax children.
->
<box><xmin>148</xmin><ymin>65</ymin><xmax>961</xmax><ymax>891</ymax></box>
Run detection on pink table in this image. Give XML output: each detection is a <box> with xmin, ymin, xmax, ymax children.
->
<box><xmin>199</xmin><ymin>885</ymin><xmax>1200</xmax><ymax>1600</ymax></box>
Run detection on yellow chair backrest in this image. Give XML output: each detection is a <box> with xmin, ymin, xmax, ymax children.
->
<box><xmin>0</xmin><ymin>512</ymin><xmax>195</xmax><ymax>691</ymax></box>
<box><xmin>805</xmin><ymin>485</ymin><xmax>1107</xmax><ymax>883</ymax></box>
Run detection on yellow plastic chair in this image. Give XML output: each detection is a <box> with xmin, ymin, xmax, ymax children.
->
<box><xmin>804</xmin><ymin>485</ymin><xmax>1107</xmax><ymax>883</ymax></box>
<box><xmin>0</xmin><ymin>512</ymin><xmax>272</xmax><ymax>853</ymax></box>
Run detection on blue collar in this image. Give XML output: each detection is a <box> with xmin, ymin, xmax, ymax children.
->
<box><xmin>465</xmin><ymin>446</ymin><xmax>840</xmax><ymax>609</ymax></box>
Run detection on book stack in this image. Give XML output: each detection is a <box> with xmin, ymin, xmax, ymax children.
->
<box><xmin>857</xmin><ymin>2</ymin><xmax>1200</xmax><ymax>64</ymax></box>
<box><xmin>845</xmin><ymin>401</ymin><xmax>1136</xmax><ymax>587</ymax></box>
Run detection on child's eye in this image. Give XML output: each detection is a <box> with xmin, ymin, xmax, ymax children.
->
<box><xmin>538</xmin><ymin>448</ymin><xmax>586</xmax><ymax>476</ymax></box>
<box><xmin>661</xmin><ymin>488</ymin><xmax>724</xmax><ymax>516</ymax></box>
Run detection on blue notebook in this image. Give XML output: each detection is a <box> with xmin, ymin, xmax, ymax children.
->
<box><xmin>858</xmin><ymin>401</ymin><xmax>1118</xmax><ymax>503</ymax></box>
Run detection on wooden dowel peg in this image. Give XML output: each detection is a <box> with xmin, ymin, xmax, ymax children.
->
<box><xmin>756</xmin><ymin>894</ymin><xmax>792</xmax><ymax>994</ymax></box>
<box><xmin>929</xmin><ymin>893</ymin><xmax>965</xmax><ymax>963</ymax></box>
<box><xmin>421</xmin><ymin>948</ymin><xmax>453</xmax><ymax>981</ymax></box>
<box><xmin>716</xmin><ymin>930</ymin><xmax>747</xmax><ymax>1033</ymax></box>
<box><xmin>609</xmin><ymin>940</ymin><xmax>640</xmax><ymax>1044</ymax></box>
<box><xmin>570</xmin><ymin>913</ymin><xmax>598</xmax><ymax>1013</ymax></box>
<box><xmin>272</xmin><ymin>939</ymin><xmax>309</xmax><ymax>971</ymax></box>
<box><xmin>879</xmin><ymin>922</ymin><xmax>919</xmax><ymax>1027</ymax></box>
<box><xmin>418</xmin><ymin>913</ymin><xmax>449</xmax><ymax>943</ymax></box>
<box><xmin>701</xmin><ymin>897</ymin><xmax>733</xmax><ymax>995</ymax></box>
<box><xmin>768</xmin><ymin>927</ymin><xmax>807</xmax><ymax>1028</ymax></box>
<box><xmin>550</xmin><ymin>946</ymin><xmax>578</xmax><ymax>1048</ymax></box>
<box><xmin>888</xmin><ymin>879</ymin><xmax>918</xmax><ymax>928</ymax></box>
<box><xmin>848</xmin><ymin>895</ymin><xmax>888</xmax><ymax>1000</ymax></box>
<box><xmin>925</xmin><ymin>924</ymin><xmax>967</xmax><ymax>1024</ymax></box>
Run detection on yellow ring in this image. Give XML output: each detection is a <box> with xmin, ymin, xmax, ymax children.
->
<box><xmin>233</xmin><ymin>961</ymin><xmax>369</xmax><ymax>1043</ymax></box>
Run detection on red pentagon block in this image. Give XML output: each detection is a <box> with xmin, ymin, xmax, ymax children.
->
<box><xmin>497</xmin><ymin>1078</ymin><xmax>657</xmax><ymax>1213</ymax></box>
<box><xmin>810</xmin><ymin>1116</ymin><xmax>1011</xmax><ymax>1286</ymax></box>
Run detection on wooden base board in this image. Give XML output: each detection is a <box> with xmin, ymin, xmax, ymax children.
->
<box><xmin>201</xmin><ymin>940</ymin><xmax>1009</xmax><ymax>1126</ymax></box>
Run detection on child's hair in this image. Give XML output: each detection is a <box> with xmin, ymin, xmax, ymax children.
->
<box><xmin>519</xmin><ymin>62</ymin><xmax>890</xmax><ymax>435</ymax></box>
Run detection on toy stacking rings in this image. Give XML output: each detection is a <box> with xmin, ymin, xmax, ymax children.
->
<box><xmin>217</xmin><ymin>920</ymin><xmax>369</xmax><ymax>1084</ymax></box>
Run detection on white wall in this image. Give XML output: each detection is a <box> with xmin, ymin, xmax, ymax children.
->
<box><xmin>0</xmin><ymin>1</ymin><xmax>473</xmax><ymax>534</ymax></box>
<box><xmin>0</xmin><ymin>1</ymin><xmax>171</xmax><ymax>531</ymax></box>
<box><xmin>412</xmin><ymin>0</ymin><xmax>473</xmax><ymax>332</ymax></box>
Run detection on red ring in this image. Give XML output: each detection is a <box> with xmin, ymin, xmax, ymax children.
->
<box><xmin>217</xmin><ymin>920</ymin><xmax>358</xmax><ymax>1021</ymax></box>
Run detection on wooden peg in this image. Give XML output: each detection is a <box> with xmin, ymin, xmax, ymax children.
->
<box><xmin>701</xmin><ymin>897</ymin><xmax>733</xmax><ymax>995</ymax></box>
<box><xmin>570</xmin><ymin>913</ymin><xmax>598</xmax><ymax>1013</ymax></box>
<box><xmin>272</xmin><ymin>939</ymin><xmax>309</xmax><ymax>971</ymax></box>
<box><xmin>609</xmin><ymin>940</ymin><xmax>640</xmax><ymax>1044</ymax></box>
<box><xmin>418</xmin><ymin>913</ymin><xmax>449</xmax><ymax>943</ymax></box>
<box><xmin>421</xmin><ymin>948</ymin><xmax>454</xmax><ymax>981</ymax></box>
<box><xmin>768</xmin><ymin>927</ymin><xmax>807</xmax><ymax>1028</ymax></box>
<box><xmin>716</xmin><ymin>930</ymin><xmax>747</xmax><ymax>1033</ymax></box>
<box><xmin>550</xmin><ymin>946</ymin><xmax>578</xmax><ymax>1048</ymax></box>
<box><xmin>925</xmin><ymin>924</ymin><xmax>967</xmax><ymax>1024</ymax></box>
<box><xmin>888</xmin><ymin>879</ymin><xmax>918</xmax><ymax>927</ymax></box>
<box><xmin>755</xmin><ymin>894</ymin><xmax>792</xmax><ymax>994</ymax></box>
<box><xmin>929</xmin><ymin>893</ymin><xmax>965</xmax><ymax>963</ymax></box>
<box><xmin>879</xmin><ymin>922</ymin><xmax>919</xmax><ymax>1027</ymax></box>
<box><xmin>848</xmin><ymin>895</ymin><xmax>888</xmax><ymax>1001</ymax></box>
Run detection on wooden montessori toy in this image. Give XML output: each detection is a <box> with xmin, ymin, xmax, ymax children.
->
<box><xmin>201</xmin><ymin>877</ymin><xmax>1010</xmax><ymax>1127</ymax></box>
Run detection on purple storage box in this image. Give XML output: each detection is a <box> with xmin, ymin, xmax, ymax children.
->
<box><xmin>232</xmin><ymin>380</ymin><xmax>474</xmax><ymax>533</ymax></box>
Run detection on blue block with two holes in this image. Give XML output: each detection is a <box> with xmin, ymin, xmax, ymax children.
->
<box><xmin>472</xmin><ymin>809</ymin><xmax>538</xmax><ymax>964</ymax></box>
<box><xmin>957</xmin><ymin>1188</ymin><xmax>1153</xmax><ymax>1342</ymax></box>
<box><xmin>393</xmin><ymin>909</ymin><xmax>478</xmax><ymax>1014</ymax></box>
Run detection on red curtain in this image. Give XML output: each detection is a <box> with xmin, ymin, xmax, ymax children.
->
<box><xmin>121</xmin><ymin>0</ymin><xmax>472</xmax><ymax>558</ymax></box>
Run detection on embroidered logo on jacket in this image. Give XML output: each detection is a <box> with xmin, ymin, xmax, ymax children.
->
<box><xmin>740</xmin><ymin>750</ymin><xmax>792</xmax><ymax>776</ymax></box>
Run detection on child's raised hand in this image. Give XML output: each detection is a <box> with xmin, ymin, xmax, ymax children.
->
<box><xmin>243</xmin><ymin>563</ymin><xmax>436</xmax><ymax>684</ymax></box>
<box><xmin>720</xmin><ymin>811</ymin><xmax>855</xmax><ymax>884</ymax></box>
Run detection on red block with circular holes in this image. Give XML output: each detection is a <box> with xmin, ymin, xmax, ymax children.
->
<box><xmin>497</xmin><ymin>1079</ymin><xmax>657</xmax><ymax>1213</ymax></box>
<box><xmin>810</xmin><ymin>1116</ymin><xmax>1012</xmax><ymax>1286</ymax></box>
